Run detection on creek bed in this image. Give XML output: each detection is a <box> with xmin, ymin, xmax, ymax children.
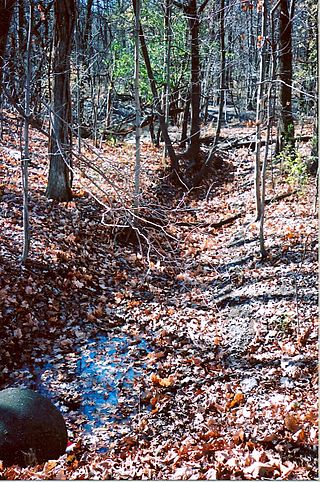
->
<box><xmin>4</xmin><ymin>333</ymin><xmax>152</xmax><ymax>450</ymax></box>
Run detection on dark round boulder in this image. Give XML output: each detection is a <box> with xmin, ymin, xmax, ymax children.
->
<box><xmin>0</xmin><ymin>388</ymin><xmax>68</xmax><ymax>466</ymax></box>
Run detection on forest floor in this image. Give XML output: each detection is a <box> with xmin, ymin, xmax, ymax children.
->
<box><xmin>0</xmin><ymin>111</ymin><xmax>318</xmax><ymax>480</ymax></box>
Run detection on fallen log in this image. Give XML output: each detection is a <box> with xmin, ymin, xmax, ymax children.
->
<box><xmin>202</xmin><ymin>135</ymin><xmax>313</xmax><ymax>151</ymax></box>
<box><xmin>265</xmin><ymin>190</ymin><xmax>298</xmax><ymax>204</ymax></box>
<box><xmin>176</xmin><ymin>190</ymin><xmax>297</xmax><ymax>229</ymax></box>
<box><xmin>176</xmin><ymin>212</ymin><xmax>242</xmax><ymax>228</ymax></box>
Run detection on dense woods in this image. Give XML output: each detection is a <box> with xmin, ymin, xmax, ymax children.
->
<box><xmin>0</xmin><ymin>0</ymin><xmax>318</xmax><ymax>479</ymax></box>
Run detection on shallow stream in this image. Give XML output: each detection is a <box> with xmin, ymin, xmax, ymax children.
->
<box><xmin>6</xmin><ymin>333</ymin><xmax>152</xmax><ymax>448</ymax></box>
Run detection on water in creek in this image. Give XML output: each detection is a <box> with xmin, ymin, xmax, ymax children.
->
<box><xmin>76</xmin><ymin>335</ymin><xmax>150</xmax><ymax>431</ymax></box>
<box><xmin>7</xmin><ymin>333</ymin><xmax>151</xmax><ymax>447</ymax></box>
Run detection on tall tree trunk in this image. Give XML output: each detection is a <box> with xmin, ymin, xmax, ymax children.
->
<box><xmin>185</xmin><ymin>0</ymin><xmax>201</xmax><ymax>162</ymax></box>
<box><xmin>258</xmin><ymin>0</ymin><xmax>280</xmax><ymax>257</ymax></box>
<box><xmin>79</xmin><ymin>0</ymin><xmax>93</xmax><ymax>127</ymax></box>
<box><xmin>163</xmin><ymin>0</ymin><xmax>172</xmax><ymax>160</ymax></box>
<box><xmin>133</xmin><ymin>0</ymin><xmax>141</xmax><ymax>214</ymax></box>
<box><xmin>46</xmin><ymin>0</ymin><xmax>75</xmax><ymax>202</ymax></box>
<box><xmin>180</xmin><ymin>94</ymin><xmax>190</xmax><ymax>148</ymax></box>
<box><xmin>254</xmin><ymin>0</ymin><xmax>268</xmax><ymax>221</ymax></box>
<box><xmin>21</xmin><ymin>1</ymin><xmax>32</xmax><ymax>264</ymax></box>
<box><xmin>0</xmin><ymin>0</ymin><xmax>16</xmax><ymax>89</ymax></box>
<box><xmin>132</xmin><ymin>0</ymin><xmax>180</xmax><ymax>176</ymax></box>
<box><xmin>75</xmin><ymin>5</ymin><xmax>82</xmax><ymax>153</ymax></box>
<box><xmin>277</xmin><ymin>0</ymin><xmax>294</xmax><ymax>152</ymax></box>
<box><xmin>17</xmin><ymin>0</ymin><xmax>25</xmax><ymax>96</ymax></box>
<box><xmin>214</xmin><ymin>0</ymin><xmax>226</xmax><ymax>146</ymax></box>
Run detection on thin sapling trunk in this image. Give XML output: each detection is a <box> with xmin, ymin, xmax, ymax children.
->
<box><xmin>133</xmin><ymin>0</ymin><xmax>141</xmax><ymax>215</ymax></box>
<box><xmin>21</xmin><ymin>2</ymin><xmax>32</xmax><ymax>264</ymax></box>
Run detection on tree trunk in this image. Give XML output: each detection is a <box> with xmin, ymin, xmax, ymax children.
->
<box><xmin>132</xmin><ymin>0</ymin><xmax>180</xmax><ymax>176</ymax></box>
<box><xmin>46</xmin><ymin>0</ymin><xmax>75</xmax><ymax>202</ymax></box>
<box><xmin>180</xmin><ymin>94</ymin><xmax>190</xmax><ymax>148</ymax></box>
<box><xmin>133</xmin><ymin>0</ymin><xmax>141</xmax><ymax>213</ymax></box>
<box><xmin>21</xmin><ymin>1</ymin><xmax>32</xmax><ymax>264</ymax></box>
<box><xmin>0</xmin><ymin>0</ymin><xmax>15</xmax><ymax>89</ymax></box>
<box><xmin>163</xmin><ymin>0</ymin><xmax>172</xmax><ymax>160</ymax></box>
<box><xmin>185</xmin><ymin>0</ymin><xmax>201</xmax><ymax>162</ymax></box>
<box><xmin>79</xmin><ymin>0</ymin><xmax>93</xmax><ymax>126</ymax></box>
<box><xmin>214</xmin><ymin>0</ymin><xmax>226</xmax><ymax>146</ymax></box>
<box><xmin>254</xmin><ymin>0</ymin><xmax>268</xmax><ymax>221</ymax></box>
<box><xmin>277</xmin><ymin>0</ymin><xmax>294</xmax><ymax>152</ymax></box>
<box><xmin>258</xmin><ymin>0</ymin><xmax>279</xmax><ymax>257</ymax></box>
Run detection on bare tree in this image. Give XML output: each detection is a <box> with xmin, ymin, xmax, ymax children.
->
<box><xmin>213</xmin><ymin>0</ymin><xmax>226</xmax><ymax>145</ymax></box>
<box><xmin>133</xmin><ymin>0</ymin><xmax>141</xmax><ymax>214</ymax></box>
<box><xmin>132</xmin><ymin>0</ymin><xmax>181</xmax><ymax>179</ymax></box>
<box><xmin>174</xmin><ymin>0</ymin><xmax>210</xmax><ymax>165</ymax></box>
<box><xmin>21</xmin><ymin>1</ymin><xmax>32</xmax><ymax>264</ymax></box>
<box><xmin>163</xmin><ymin>0</ymin><xmax>172</xmax><ymax>160</ymax></box>
<box><xmin>46</xmin><ymin>0</ymin><xmax>76</xmax><ymax>201</ymax></box>
<box><xmin>0</xmin><ymin>0</ymin><xmax>16</xmax><ymax>89</ymax></box>
<box><xmin>277</xmin><ymin>0</ymin><xmax>295</xmax><ymax>152</ymax></box>
<box><xmin>254</xmin><ymin>0</ymin><xmax>268</xmax><ymax>221</ymax></box>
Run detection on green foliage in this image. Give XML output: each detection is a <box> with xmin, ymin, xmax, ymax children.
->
<box><xmin>275</xmin><ymin>312</ymin><xmax>292</xmax><ymax>332</ymax></box>
<box><xmin>277</xmin><ymin>144</ymin><xmax>308</xmax><ymax>187</ymax></box>
<box><xmin>282</xmin><ymin>123</ymin><xmax>295</xmax><ymax>144</ymax></box>
<box><xmin>311</xmin><ymin>134</ymin><xmax>318</xmax><ymax>154</ymax></box>
<box><xmin>109</xmin><ymin>4</ymin><xmax>189</xmax><ymax>103</ymax></box>
<box><xmin>105</xmin><ymin>133</ymin><xmax>117</xmax><ymax>146</ymax></box>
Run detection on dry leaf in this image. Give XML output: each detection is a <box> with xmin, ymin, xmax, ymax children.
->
<box><xmin>243</xmin><ymin>461</ymin><xmax>276</xmax><ymax>478</ymax></box>
<box><xmin>292</xmin><ymin>428</ymin><xmax>305</xmax><ymax>442</ymax></box>
<box><xmin>13</xmin><ymin>328</ymin><xmax>22</xmax><ymax>339</ymax></box>
<box><xmin>232</xmin><ymin>429</ymin><xmax>245</xmax><ymax>444</ymax></box>
<box><xmin>284</xmin><ymin>414</ymin><xmax>302</xmax><ymax>433</ymax></box>
<box><xmin>44</xmin><ymin>460</ymin><xmax>58</xmax><ymax>472</ymax></box>
<box><xmin>228</xmin><ymin>392</ymin><xmax>245</xmax><ymax>409</ymax></box>
<box><xmin>73</xmin><ymin>279</ymin><xmax>84</xmax><ymax>288</ymax></box>
<box><xmin>201</xmin><ymin>430</ymin><xmax>220</xmax><ymax>441</ymax></box>
<box><xmin>205</xmin><ymin>468</ymin><xmax>217</xmax><ymax>479</ymax></box>
<box><xmin>279</xmin><ymin>461</ymin><xmax>295</xmax><ymax>478</ymax></box>
<box><xmin>151</xmin><ymin>373</ymin><xmax>175</xmax><ymax>387</ymax></box>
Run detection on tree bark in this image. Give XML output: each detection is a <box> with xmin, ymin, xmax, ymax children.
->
<box><xmin>46</xmin><ymin>0</ymin><xmax>76</xmax><ymax>202</ymax></box>
<box><xmin>0</xmin><ymin>0</ymin><xmax>16</xmax><ymax>89</ymax></box>
<box><xmin>21</xmin><ymin>1</ymin><xmax>32</xmax><ymax>264</ymax></box>
<box><xmin>132</xmin><ymin>0</ymin><xmax>180</xmax><ymax>176</ymax></box>
<box><xmin>78</xmin><ymin>0</ymin><xmax>93</xmax><ymax>126</ymax></box>
<box><xmin>213</xmin><ymin>0</ymin><xmax>226</xmax><ymax>146</ymax></box>
<box><xmin>278</xmin><ymin>0</ymin><xmax>294</xmax><ymax>151</ymax></box>
<box><xmin>133</xmin><ymin>0</ymin><xmax>141</xmax><ymax>213</ymax></box>
<box><xmin>180</xmin><ymin>94</ymin><xmax>190</xmax><ymax>148</ymax></box>
<box><xmin>185</xmin><ymin>0</ymin><xmax>201</xmax><ymax>162</ymax></box>
<box><xmin>163</xmin><ymin>0</ymin><xmax>172</xmax><ymax>160</ymax></box>
<box><xmin>254</xmin><ymin>0</ymin><xmax>268</xmax><ymax>221</ymax></box>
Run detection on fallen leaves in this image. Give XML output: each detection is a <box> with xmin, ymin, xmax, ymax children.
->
<box><xmin>0</xmin><ymin>111</ymin><xmax>317</xmax><ymax>480</ymax></box>
<box><xmin>284</xmin><ymin>413</ymin><xmax>302</xmax><ymax>433</ymax></box>
<box><xmin>227</xmin><ymin>392</ymin><xmax>245</xmax><ymax>409</ymax></box>
<box><xmin>150</xmin><ymin>373</ymin><xmax>176</xmax><ymax>387</ymax></box>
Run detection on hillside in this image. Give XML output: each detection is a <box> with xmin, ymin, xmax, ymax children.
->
<box><xmin>0</xmin><ymin>111</ymin><xmax>318</xmax><ymax>480</ymax></box>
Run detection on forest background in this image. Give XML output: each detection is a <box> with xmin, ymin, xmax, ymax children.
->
<box><xmin>0</xmin><ymin>0</ymin><xmax>318</xmax><ymax>479</ymax></box>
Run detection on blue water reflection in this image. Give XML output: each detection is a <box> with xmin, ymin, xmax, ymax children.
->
<box><xmin>75</xmin><ymin>335</ymin><xmax>150</xmax><ymax>430</ymax></box>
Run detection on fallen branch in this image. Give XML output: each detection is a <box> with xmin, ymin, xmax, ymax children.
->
<box><xmin>176</xmin><ymin>212</ymin><xmax>242</xmax><ymax>229</ymax></box>
<box><xmin>208</xmin><ymin>213</ymin><xmax>242</xmax><ymax>230</ymax></box>
<box><xmin>202</xmin><ymin>135</ymin><xmax>312</xmax><ymax>151</ymax></box>
<box><xmin>102</xmin><ymin>114</ymin><xmax>155</xmax><ymax>138</ymax></box>
<box><xmin>176</xmin><ymin>190</ymin><xmax>297</xmax><ymax>229</ymax></box>
<box><xmin>265</xmin><ymin>189</ymin><xmax>298</xmax><ymax>204</ymax></box>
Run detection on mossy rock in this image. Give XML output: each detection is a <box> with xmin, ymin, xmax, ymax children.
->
<box><xmin>0</xmin><ymin>388</ymin><xmax>67</xmax><ymax>466</ymax></box>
